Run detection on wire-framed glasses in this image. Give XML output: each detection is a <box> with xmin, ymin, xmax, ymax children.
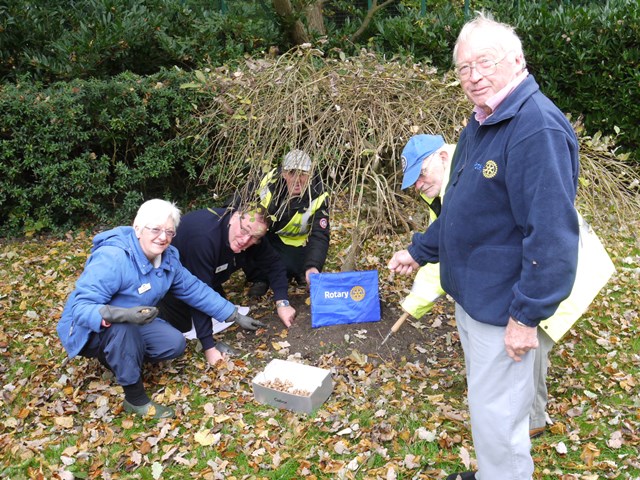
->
<box><xmin>456</xmin><ymin>53</ymin><xmax>508</xmax><ymax>80</ymax></box>
<box><xmin>238</xmin><ymin>215</ymin><xmax>263</xmax><ymax>242</ymax></box>
<box><xmin>144</xmin><ymin>226</ymin><xmax>176</xmax><ymax>238</ymax></box>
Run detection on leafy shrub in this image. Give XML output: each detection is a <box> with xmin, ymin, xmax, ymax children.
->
<box><xmin>1</xmin><ymin>47</ymin><xmax>637</xmax><ymax>237</ymax></box>
<box><xmin>363</xmin><ymin>0</ymin><xmax>640</xmax><ymax>161</ymax></box>
<box><xmin>2</xmin><ymin>1</ymin><xmax>639</xmax><ymax>161</ymax></box>
<box><xmin>0</xmin><ymin>69</ymin><xmax>211</xmax><ymax>235</ymax></box>
<box><xmin>0</xmin><ymin>0</ymin><xmax>281</xmax><ymax>83</ymax></box>
<box><xmin>499</xmin><ymin>0</ymin><xmax>640</xmax><ymax>159</ymax></box>
<box><xmin>367</xmin><ymin>2</ymin><xmax>462</xmax><ymax>67</ymax></box>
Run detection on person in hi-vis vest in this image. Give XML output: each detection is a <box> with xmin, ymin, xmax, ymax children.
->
<box><xmin>244</xmin><ymin>150</ymin><xmax>330</xmax><ymax>298</ymax></box>
<box><xmin>400</xmin><ymin>134</ymin><xmax>553</xmax><ymax>440</ymax></box>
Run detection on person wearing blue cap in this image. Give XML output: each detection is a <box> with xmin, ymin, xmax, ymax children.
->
<box><xmin>400</xmin><ymin>133</ymin><xmax>555</xmax><ymax>441</ymax></box>
<box><xmin>390</xmin><ymin>12</ymin><xmax>579</xmax><ymax>480</ymax></box>
<box><xmin>398</xmin><ymin>134</ymin><xmax>455</xmax><ymax>320</ymax></box>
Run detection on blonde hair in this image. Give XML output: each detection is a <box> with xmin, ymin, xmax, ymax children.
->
<box><xmin>133</xmin><ymin>199</ymin><xmax>181</xmax><ymax>230</ymax></box>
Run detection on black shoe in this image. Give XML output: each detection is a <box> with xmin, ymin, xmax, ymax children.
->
<box><xmin>248</xmin><ymin>281</ymin><xmax>268</xmax><ymax>297</ymax></box>
<box><xmin>446</xmin><ymin>472</ymin><xmax>476</xmax><ymax>480</ymax></box>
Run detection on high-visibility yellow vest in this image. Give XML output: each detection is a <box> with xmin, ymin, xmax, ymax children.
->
<box><xmin>420</xmin><ymin>193</ymin><xmax>440</xmax><ymax>224</ymax></box>
<box><xmin>401</xmin><ymin>149</ymin><xmax>454</xmax><ymax>318</ymax></box>
<box><xmin>258</xmin><ymin>169</ymin><xmax>329</xmax><ymax>247</ymax></box>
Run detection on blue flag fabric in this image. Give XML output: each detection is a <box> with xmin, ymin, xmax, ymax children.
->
<box><xmin>310</xmin><ymin>270</ymin><xmax>381</xmax><ymax>328</ymax></box>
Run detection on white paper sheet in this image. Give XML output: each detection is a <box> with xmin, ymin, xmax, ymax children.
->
<box><xmin>183</xmin><ymin>306</ymin><xmax>250</xmax><ymax>340</ymax></box>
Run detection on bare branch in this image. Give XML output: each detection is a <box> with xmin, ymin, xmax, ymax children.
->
<box><xmin>350</xmin><ymin>0</ymin><xmax>398</xmax><ymax>44</ymax></box>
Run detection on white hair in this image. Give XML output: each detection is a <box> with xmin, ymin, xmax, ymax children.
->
<box><xmin>453</xmin><ymin>11</ymin><xmax>524</xmax><ymax>64</ymax></box>
<box><xmin>133</xmin><ymin>199</ymin><xmax>181</xmax><ymax>230</ymax></box>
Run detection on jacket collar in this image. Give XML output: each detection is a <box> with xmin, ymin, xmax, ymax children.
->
<box><xmin>480</xmin><ymin>75</ymin><xmax>540</xmax><ymax>126</ymax></box>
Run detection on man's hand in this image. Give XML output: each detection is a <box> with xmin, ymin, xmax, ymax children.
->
<box><xmin>305</xmin><ymin>267</ymin><xmax>319</xmax><ymax>286</ymax></box>
<box><xmin>388</xmin><ymin>250</ymin><xmax>420</xmax><ymax>275</ymax></box>
<box><xmin>276</xmin><ymin>305</ymin><xmax>296</xmax><ymax>328</ymax></box>
<box><xmin>504</xmin><ymin>317</ymin><xmax>539</xmax><ymax>362</ymax></box>
<box><xmin>99</xmin><ymin>305</ymin><xmax>158</xmax><ymax>325</ymax></box>
<box><xmin>204</xmin><ymin>346</ymin><xmax>226</xmax><ymax>365</ymax></box>
<box><xmin>226</xmin><ymin>308</ymin><xmax>266</xmax><ymax>331</ymax></box>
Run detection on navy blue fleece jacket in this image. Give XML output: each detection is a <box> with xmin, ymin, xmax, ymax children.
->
<box><xmin>159</xmin><ymin>208</ymin><xmax>289</xmax><ymax>350</ymax></box>
<box><xmin>408</xmin><ymin>75</ymin><xmax>580</xmax><ymax>327</ymax></box>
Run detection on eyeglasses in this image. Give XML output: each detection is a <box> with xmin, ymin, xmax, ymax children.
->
<box><xmin>419</xmin><ymin>152</ymin><xmax>439</xmax><ymax>178</ymax></box>
<box><xmin>456</xmin><ymin>53</ymin><xmax>508</xmax><ymax>80</ymax></box>
<box><xmin>144</xmin><ymin>226</ymin><xmax>176</xmax><ymax>238</ymax></box>
<box><xmin>238</xmin><ymin>215</ymin><xmax>263</xmax><ymax>242</ymax></box>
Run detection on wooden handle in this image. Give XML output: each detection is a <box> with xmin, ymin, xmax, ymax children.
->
<box><xmin>390</xmin><ymin>312</ymin><xmax>410</xmax><ymax>334</ymax></box>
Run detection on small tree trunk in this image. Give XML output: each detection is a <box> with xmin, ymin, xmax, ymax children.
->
<box><xmin>305</xmin><ymin>0</ymin><xmax>326</xmax><ymax>36</ymax></box>
<box><xmin>350</xmin><ymin>0</ymin><xmax>397</xmax><ymax>43</ymax></box>
<box><xmin>272</xmin><ymin>0</ymin><xmax>310</xmax><ymax>44</ymax></box>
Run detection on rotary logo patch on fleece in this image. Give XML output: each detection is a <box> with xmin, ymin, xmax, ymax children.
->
<box><xmin>483</xmin><ymin>160</ymin><xmax>498</xmax><ymax>178</ymax></box>
<box><xmin>310</xmin><ymin>270</ymin><xmax>381</xmax><ymax>327</ymax></box>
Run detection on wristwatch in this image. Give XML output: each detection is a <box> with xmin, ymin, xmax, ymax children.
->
<box><xmin>515</xmin><ymin>320</ymin><xmax>532</xmax><ymax>328</ymax></box>
<box><xmin>275</xmin><ymin>300</ymin><xmax>290</xmax><ymax>308</ymax></box>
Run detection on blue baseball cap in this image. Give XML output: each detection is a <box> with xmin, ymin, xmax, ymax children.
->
<box><xmin>401</xmin><ymin>134</ymin><xmax>445</xmax><ymax>189</ymax></box>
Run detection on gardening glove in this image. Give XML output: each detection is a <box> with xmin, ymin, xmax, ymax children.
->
<box><xmin>214</xmin><ymin>341</ymin><xmax>238</xmax><ymax>356</ymax></box>
<box><xmin>226</xmin><ymin>308</ymin><xmax>265</xmax><ymax>331</ymax></box>
<box><xmin>99</xmin><ymin>305</ymin><xmax>158</xmax><ymax>325</ymax></box>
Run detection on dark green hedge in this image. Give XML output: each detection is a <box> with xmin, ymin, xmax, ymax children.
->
<box><xmin>1</xmin><ymin>1</ymin><xmax>638</xmax><ymax>235</ymax></box>
<box><xmin>367</xmin><ymin>0</ymin><xmax>640</xmax><ymax>159</ymax></box>
<box><xmin>0</xmin><ymin>0</ymin><xmax>280</xmax><ymax>83</ymax></box>
<box><xmin>2</xmin><ymin>0</ymin><xmax>638</xmax><ymax>158</ymax></box>
<box><xmin>0</xmin><ymin>69</ymin><xmax>211</xmax><ymax>235</ymax></box>
<box><xmin>509</xmin><ymin>1</ymin><xmax>640</xmax><ymax>157</ymax></box>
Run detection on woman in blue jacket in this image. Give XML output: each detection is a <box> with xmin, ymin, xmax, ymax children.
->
<box><xmin>57</xmin><ymin>199</ymin><xmax>242</xmax><ymax>419</ymax></box>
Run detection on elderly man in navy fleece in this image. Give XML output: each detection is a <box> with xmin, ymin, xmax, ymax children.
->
<box><xmin>389</xmin><ymin>12</ymin><xmax>579</xmax><ymax>480</ymax></box>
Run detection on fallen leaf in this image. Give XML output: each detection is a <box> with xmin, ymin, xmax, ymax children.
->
<box><xmin>54</xmin><ymin>416</ymin><xmax>74</xmax><ymax>428</ymax></box>
<box><xmin>459</xmin><ymin>446</ymin><xmax>471</xmax><ymax>469</ymax></box>
<box><xmin>606</xmin><ymin>430</ymin><xmax>623</xmax><ymax>449</ymax></box>
<box><xmin>151</xmin><ymin>461</ymin><xmax>163</xmax><ymax>480</ymax></box>
<box><xmin>580</xmin><ymin>443</ymin><xmax>600</xmax><ymax>466</ymax></box>
<box><xmin>403</xmin><ymin>454</ymin><xmax>420</xmax><ymax>469</ymax></box>
<box><xmin>194</xmin><ymin>430</ymin><xmax>218</xmax><ymax>446</ymax></box>
<box><xmin>334</xmin><ymin>440</ymin><xmax>349</xmax><ymax>454</ymax></box>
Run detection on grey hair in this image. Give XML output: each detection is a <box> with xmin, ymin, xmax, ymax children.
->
<box><xmin>453</xmin><ymin>11</ymin><xmax>524</xmax><ymax>64</ymax></box>
<box><xmin>133</xmin><ymin>199</ymin><xmax>181</xmax><ymax>230</ymax></box>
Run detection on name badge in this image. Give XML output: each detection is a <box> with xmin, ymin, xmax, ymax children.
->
<box><xmin>215</xmin><ymin>263</ymin><xmax>228</xmax><ymax>274</ymax></box>
<box><xmin>138</xmin><ymin>283</ymin><xmax>151</xmax><ymax>294</ymax></box>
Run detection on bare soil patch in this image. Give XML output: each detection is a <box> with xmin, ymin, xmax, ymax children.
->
<box><xmin>218</xmin><ymin>283</ymin><xmax>463</xmax><ymax>368</ymax></box>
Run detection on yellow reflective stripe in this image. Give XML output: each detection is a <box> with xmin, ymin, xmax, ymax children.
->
<box><xmin>276</xmin><ymin>192</ymin><xmax>329</xmax><ymax>246</ymax></box>
<box><xmin>258</xmin><ymin>168</ymin><xmax>277</xmax><ymax>209</ymax></box>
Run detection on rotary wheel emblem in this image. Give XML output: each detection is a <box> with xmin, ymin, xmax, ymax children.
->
<box><xmin>350</xmin><ymin>286</ymin><xmax>365</xmax><ymax>302</ymax></box>
<box><xmin>483</xmin><ymin>160</ymin><xmax>498</xmax><ymax>178</ymax></box>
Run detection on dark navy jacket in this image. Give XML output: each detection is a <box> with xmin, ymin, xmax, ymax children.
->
<box><xmin>159</xmin><ymin>208</ymin><xmax>289</xmax><ymax>350</ymax></box>
<box><xmin>408</xmin><ymin>75</ymin><xmax>580</xmax><ymax>327</ymax></box>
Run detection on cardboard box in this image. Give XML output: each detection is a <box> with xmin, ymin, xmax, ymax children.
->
<box><xmin>252</xmin><ymin>359</ymin><xmax>333</xmax><ymax>414</ymax></box>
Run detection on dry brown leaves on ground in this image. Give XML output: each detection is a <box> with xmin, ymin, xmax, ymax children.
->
<box><xmin>0</xmin><ymin>211</ymin><xmax>638</xmax><ymax>479</ymax></box>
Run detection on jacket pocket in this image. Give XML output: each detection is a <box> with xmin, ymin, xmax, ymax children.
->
<box><xmin>462</xmin><ymin>245</ymin><xmax>521</xmax><ymax>325</ymax></box>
